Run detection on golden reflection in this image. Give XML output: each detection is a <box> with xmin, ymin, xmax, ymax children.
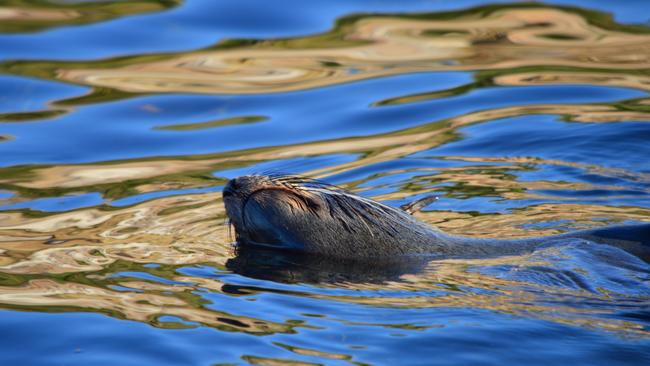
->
<box><xmin>0</xmin><ymin>228</ymin><xmax>647</xmax><ymax>337</ymax></box>
<box><xmin>241</xmin><ymin>355</ymin><xmax>321</xmax><ymax>366</ymax></box>
<box><xmin>38</xmin><ymin>6</ymin><xmax>650</xmax><ymax>94</ymax></box>
<box><xmin>0</xmin><ymin>2</ymin><xmax>649</xmax><ymax>341</ymax></box>
<box><xmin>0</xmin><ymin>278</ymin><xmax>298</xmax><ymax>334</ymax></box>
<box><xmin>1</xmin><ymin>146</ymin><xmax>648</xmax><ymax>336</ymax></box>
<box><xmin>154</xmin><ymin>115</ymin><xmax>268</xmax><ymax>131</ymax></box>
<box><xmin>4</xmin><ymin>160</ymin><xmax>221</xmax><ymax>189</ymax></box>
<box><xmin>0</xmin><ymin>7</ymin><xmax>78</xmax><ymax>23</ymax></box>
<box><xmin>494</xmin><ymin>71</ymin><xmax>650</xmax><ymax>91</ymax></box>
<box><xmin>421</xmin><ymin>203</ymin><xmax>650</xmax><ymax>238</ymax></box>
<box><xmin>2</xmin><ymin>97</ymin><xmax>648</xmax><ymax>196</ymax></box>
<box><xmin>273</xmin><ymin>343</ymin><xmax>352</xmax><ymax>361</ymax></box>
<box><xmin>0</xmin><ymin>0</ymin><xmax>181</xmax><ymax>33</ymax></box>
<box><xmin>0</xmin><ymin>191</ymin><xmax>228</xmax><ymax>273</ymax></box>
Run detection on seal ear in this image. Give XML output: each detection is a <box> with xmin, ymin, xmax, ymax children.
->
<box><xmin>400</xmin><ymin>195</ymin><xmax>439</xmax><ymax>215</ymax></box>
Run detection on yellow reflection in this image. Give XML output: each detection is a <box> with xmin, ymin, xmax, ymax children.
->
<box><xmin>0</xmin><ymin>191</ymin><xmax>229</xmax><ymax>273</ymax></box>
<box><xmin>0</xmin><ymin>1</ymin><xmax>181</xmax><ymax>33</ymax></box>
<box><xmin>0</xmin><ymin>3</ymin><xmax>649</xmax><ymax>341</ymax></box>
<box><xmin>3</xmin><ymin>97</ymin><xmax>647</xmax><ymax>194</ymax></box>
<box><xmin>48</xmin><ymin>6</ymin><xmax>650</xmax><ymax>94</ymax></box>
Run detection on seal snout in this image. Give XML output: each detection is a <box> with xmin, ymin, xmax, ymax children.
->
<box><xmin>222</xmin><ymin>180</ymin><xmax>236</xmax><ymax>198</ymax></box>
<box><xmin>223</xmin><ymin>176</ymin><xmax>245</xmax><ymax>197</ymax></box>
<box><xmin>223</xmin><ymin>176</ymin><xmax>264</xmax><ymax>238</ymax></box>
<box><xmin>223</xmin><ymin>174</ymin><xmax>303</xmax><ymax>248</ymax></box>
<box><xmin>223</xmin><ymin>175</ymin><xmax>268</xmax><ymax>200</ymax></box>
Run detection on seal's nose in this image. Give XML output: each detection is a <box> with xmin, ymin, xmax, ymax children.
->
<box><xmin>222</xmin><ymin>179</ymin><xmax>238</xmax><ymax>198</ymax></box>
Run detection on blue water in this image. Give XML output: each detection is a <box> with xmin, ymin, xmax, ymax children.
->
<box><xmin>1</xmin><ymin>1</ymin><xmax>649</xmax><ymax>365</ymax></box>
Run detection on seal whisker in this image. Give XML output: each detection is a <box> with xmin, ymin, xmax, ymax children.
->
<box><xmin>226</xmin><ymin>218</ymin><xmax>234</xmax><ymax>243</ymax></box>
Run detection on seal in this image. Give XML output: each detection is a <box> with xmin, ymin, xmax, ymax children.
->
<box><xmin>223</xmin><ymin>174</ymin><xmax>650</xmax><ymax>262</ymax></box>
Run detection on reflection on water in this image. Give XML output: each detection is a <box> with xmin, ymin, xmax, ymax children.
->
<box><xmin>5</xmin><ymin>4</ymin><xmax>650</xmax><ymax>96</ymax></box>
<box><xmin>1</xmin><ymin>1</ymin><xmax>650</xmax><ymax>365</ymax></box>
<box><xmin>0</xmin><ymin>0</ymin><xmax>181</xmax><ymax>33</ymax></box>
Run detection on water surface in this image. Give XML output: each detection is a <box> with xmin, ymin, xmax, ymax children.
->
<box><xmin>1</xmin><ymin>1</ymin><xmax>650</xmax><ymax>365</ymax></box>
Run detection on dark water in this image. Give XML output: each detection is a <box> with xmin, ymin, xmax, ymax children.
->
<box><xmin>1</xmin><ymin>1</ymin><xmax>650</xmax><ymax>365</ymax></box>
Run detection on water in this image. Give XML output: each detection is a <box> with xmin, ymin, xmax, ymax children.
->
<box><xmin>1</xmin><ymin>0</ymin><xmax>650</xmax><ymax>365</ymax></box>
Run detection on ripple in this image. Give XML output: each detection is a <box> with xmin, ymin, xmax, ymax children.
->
<box><xmin>1</xmin><ymin>1</ymin><xmax>650</xmax><ymax>364</ymax></box>
<box><xmin>4</xmin><ymin>6</ymin><xmax>646</xmax><ymax>95</ymax></box>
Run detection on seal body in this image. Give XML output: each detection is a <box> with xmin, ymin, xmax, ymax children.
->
<box><xmin>223</xmin><ymin>174</ymin><xmax>650</xmax><ymax>261</ymax></box>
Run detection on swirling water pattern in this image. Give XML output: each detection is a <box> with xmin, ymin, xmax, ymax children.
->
<box><xmin>0</xmin><ymin>1</ymin><xmax>649</xmax><ymax>365</ymax></box>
